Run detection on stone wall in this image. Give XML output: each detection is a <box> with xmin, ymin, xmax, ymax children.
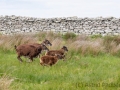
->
<box><xmin>0</xmin><ymin>15</ymin><xmax>120</xmax><ymax>36</ymax></box>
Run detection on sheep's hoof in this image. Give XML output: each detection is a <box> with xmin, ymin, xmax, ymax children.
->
<box><xmin>19</xmin><ymin>61</ymin><xmax>23</xmax><ymax>63</ymax></box>
<box><xmin>26</xmin><ymin>60</ymin><xmax>32</xmax><ymax>63</ymax></box>
<box><xmin>63</xmin><ymin>59</ymin><xmax>66</xmax><ymax>61</ymax></box>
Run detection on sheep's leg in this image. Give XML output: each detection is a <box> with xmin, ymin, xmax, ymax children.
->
<box><xmin>62</xmin><ymin>55</ymin><xmax>66</xmax><ymax>61</ymax></box>
<box><xmin>48</xmin><ymin>61</ymin><xmax>53</xmax><ymax>66</ymax></box>
<box><xmin>40</xmin><ymin>62</ymin><xmax>49</xmax><ymax>66</ymax></box>
<box><xmin>17</xmin><ymin>56</ymin><xmax>23</xmax><ymax>62</ymax></box>
<box><xmin>38</xmin><ymin>54</ymin><xmax>40</xmax><ymax>58</ymax></box>
<box><xmin>30</xmin><ymin>57</ymin><xmax>33</xmax><ymax>62</ymax></box>
<box><xmin>27</xmin><ymin>57</ymin><xmax>33</xmax><ymax>63</ymax></box>
<box><xmin>40</xmin><ymin>59</ymin><xmax>44</xmax><ymax>66</ymax></box>
<box><xmin>16</xmin><ymin>52</ymin><xmax>23</xmax><ymax>62</ymax></box>
<box><xmin>40</xmin><ymin>62</ymin><xmax>44</xmax><ymax>66</ymax></box>
<box><xmin>50</xmin><ymin>63</ymin><xmax>53</xmax><ymax>66</ymax></box>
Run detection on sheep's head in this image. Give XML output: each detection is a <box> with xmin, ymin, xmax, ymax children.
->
<box><xmin>42</xmin><ymin>39</ymin><xmax>52</xmax><ymax>46</ymax></box>
<box><xmin>62</xmin><ymin>46</ymin><xmax>68</xmax><ymax>52</ymax></box>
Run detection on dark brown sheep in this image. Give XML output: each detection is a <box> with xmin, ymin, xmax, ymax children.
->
<box><xmin>40</xmin><ymin>54</ymin><xmax>63</xmax><ymax>66</ymax></box>
<box><xmin>14</xmin><ymin>44</ymin><xmax>49</xmax><ymax>62</ymax></box>
<box><xmin>45</xmin><ymin>46</ymin><xmax>68</xmax><ymax>59</ymax></box>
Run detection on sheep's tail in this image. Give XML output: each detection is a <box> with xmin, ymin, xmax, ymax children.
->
<box><xmin>14</xmin><ymin>45</ymin><xmax>17</xmax><ymax>50</ymax></box>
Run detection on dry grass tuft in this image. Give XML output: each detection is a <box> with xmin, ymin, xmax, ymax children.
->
<box><xmin>0</xmin><ymin>75</ymin><xmax>14</xmax><ymax>90</ymax></box>
<box><xmin>69</xmin><ymin>38</ymin><xmax>104</xmax><ymax>56</ymax></box>
<box><xmin>0</xmin><ymin>34</ymin><xmax>38</xmax><ymax>51</ymax></box>
<box><xmin>50</xmin><ymin>38</ymin><xmax>63</xmax><ymax>50</ymax></box>
<box><xmin>108</xmin><ymin>41</ymin><xmax>120</xmax><ymax>55</ymax></box>
<box><xmin>1</xmin><ymin>32</ymin><xmax>120</xmax><ymax>56</ymax></box>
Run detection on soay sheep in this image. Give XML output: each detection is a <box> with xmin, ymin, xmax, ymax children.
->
<box><xmin>15</xmin><ymin>44</ymin><xmax>49</xmax><ymax>62</ymax></box>
<box><xmin>40</xmin><ymin>54</ymin><xmax>63</xmax><ymax>66</ymax></box>
<box><xmin>46</xmin><ymin>46</ymin><xmax>68</xmax><ymax>59</ymax></box>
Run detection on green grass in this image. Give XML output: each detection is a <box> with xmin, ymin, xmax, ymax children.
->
<box><xmin>0</xmin><ymin>49</ymin><xmax>120</xmax><ymax>90</ymax></box>
<box><xmin>1</xmin><ymin>33</ymin><xmax>120</xmax><ymax>90</ymax></box>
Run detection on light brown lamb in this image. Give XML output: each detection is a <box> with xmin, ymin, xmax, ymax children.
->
<box><xmin>40</xmin><ymin>54</ymin><xmax>63</xmax><ymax>66</ymax></box>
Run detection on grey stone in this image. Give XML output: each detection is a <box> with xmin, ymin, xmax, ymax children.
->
<box><xmin>0</xmin><ymin>15</ymin><xmax>120</xmax><ymax>35</ymax></box>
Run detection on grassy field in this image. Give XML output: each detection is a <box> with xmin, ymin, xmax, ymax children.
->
<box><xmin>0</xmin><ymin>32</ymin><xmax>120</xmax><ymax>90</ymax></box>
